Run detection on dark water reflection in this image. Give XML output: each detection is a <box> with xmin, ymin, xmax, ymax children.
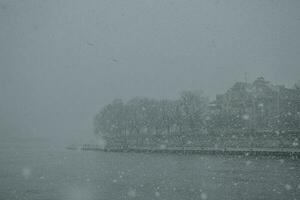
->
<box><xmin>0</xmin><ymin>137</ymin><xmax>299</xmax><ymax>200</ymax></box>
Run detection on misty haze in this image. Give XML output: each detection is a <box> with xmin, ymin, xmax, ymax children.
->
<box><xmin>1</xmin><ymin>0</ymin><xmax>300</xmax><ymax>200</ymax></box>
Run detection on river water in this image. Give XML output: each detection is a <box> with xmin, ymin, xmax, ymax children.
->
<box><xmin>0</xmin><ymin>136</ymin><xmax>299</xmax><ymax>200</ymax></box>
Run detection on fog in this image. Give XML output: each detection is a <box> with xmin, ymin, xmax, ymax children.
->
<box><xmin>1</xmin><ymin>0</ymin><xmax>300</xmax><ymax>143</ymax></box>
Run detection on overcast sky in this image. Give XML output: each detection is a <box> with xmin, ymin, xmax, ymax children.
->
<box><xmin>1</xmin><ymin>0</ymin><xmax>300</xmax><ymax>142</ymax></box>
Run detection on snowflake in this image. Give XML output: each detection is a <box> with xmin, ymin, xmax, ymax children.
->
<box><xmin>200</xmin><ymin>192</ymin><xmax>208</xmax><ymax>200</ymax></box>
<box><xmin>22</xmin><ymin>167</ymin><xmax>31</xmax><ymax>179</ymax></box>
<box><xmin>258</xmin><ymin>103</ymin><xmax>264</xmax><ymax>107</ymax></box>
<box><xmin>292</xmin><ymin>141</ymin><xmax>298</xmax><ymax>147</ymax></box>
<box><xmin>245</xmin><ymin>160</ymin><xmax>252</xmax><ymax>166</ymax></box>
<box><xmin>279</xmin><ymin>159</ymin><xmax>285</xmax><ymax>164</ymax></box>
<box><xmin>284</xmin><ymin>184</ymin><xmax>292</xmax><ymax>190</ymax></box>
<box><xmin>242</xmin><ymin>114</ymin><xmax>250</xmax><ymax>120</ymax></box>
<box><xmin>128</xmin><ymin>188</ymin><xmax>136</xmax><ymax>198</ymax></box>
<box><xmin>155</xmin><ymin>191</ymin><xmax>160</xmax><ymax>197</ymax></box>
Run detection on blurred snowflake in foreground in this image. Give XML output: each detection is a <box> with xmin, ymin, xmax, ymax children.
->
<box><xmin>242</xmin><ymin>114</ymin><xmax>250</xmax><ymax>120</ymax></box>
<box><xmin>22</xmin><ymin>167</ymin><xmax>31</xmax><ymax>179</ymax></box>
<box><xmin>200</xmin><ymin>192</ymin><xmax>208</xmax><ymax>200</ymax></box>
<box><xmin>155</xmin><ymin>191</ymin><xmax>160</xmax><ymax>197</ymax></box>
<box><xmin>128</xmin><ymin>188</ymin><xmax>136</xmax><ymax>198</ymax></box>
<box><xmin>284</xmin><ymin>184</ymin><xmax>292</xmax><ymax>190</ymax></box>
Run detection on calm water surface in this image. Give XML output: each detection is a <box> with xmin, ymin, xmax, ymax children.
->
<box><xmin>0</xmin><ymin>137</ymin><xmax>299</xmax><ymax>200</ymax></box>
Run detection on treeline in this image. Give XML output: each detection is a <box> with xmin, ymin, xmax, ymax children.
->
<box><xmin>94</xmin><ymin>90</ymin><xmax>300</xmax><ymax>149</ymax></box>
<box><xmin>94</xmin><ymin>91</ymin><xmax>208</xmax><ymax>140</ymax></box>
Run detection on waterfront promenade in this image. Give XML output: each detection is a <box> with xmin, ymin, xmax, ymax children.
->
<box><xmin>68</xmin><ymin>144</ymin><xmax>300</xmax><ymax>158</ymax></box>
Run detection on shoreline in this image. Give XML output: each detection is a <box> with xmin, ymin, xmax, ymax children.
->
<box><xmin>67</xmin><ymin>144</ymin><xmax>300</xmax><ymax>159</ymax></box>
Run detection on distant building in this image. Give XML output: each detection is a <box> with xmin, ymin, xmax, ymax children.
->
<box><xmin>211</xmin><ymin>77</ymin><xmax>300</xmax><ymax>131</ymax></box>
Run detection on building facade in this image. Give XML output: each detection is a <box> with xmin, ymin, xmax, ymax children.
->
<box><xmin>211</xmin><ymin>77</ymin><xmax>300</xmax><ymax>131</ymax></box>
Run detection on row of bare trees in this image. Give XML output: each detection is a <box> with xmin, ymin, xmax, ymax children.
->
<box><xmin>94</xmin><ymin>91</ymin><xmax>208</xmax><ymax>141</ymax></box>
<box><xmin>94</xmin><ymin>90</ymin><xmax>300</xmax><ymax>149</ymax></box>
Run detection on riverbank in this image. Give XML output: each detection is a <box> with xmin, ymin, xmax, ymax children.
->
<box><xmin>67</xmin><ymin>144</ymin><xmax>300</xmax><ymax>158</ymax></box>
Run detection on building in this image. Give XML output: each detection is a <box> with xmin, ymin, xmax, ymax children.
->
<box><xmin>212</xmin><ymin>77</ymin><xmax>300</xmax><ymax>131</ymax></box>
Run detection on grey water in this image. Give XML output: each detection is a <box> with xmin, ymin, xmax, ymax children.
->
<box><xmin>0</xmin><ymin>136</ymin><xmax>299</xmax><ymax>200</ymax></box>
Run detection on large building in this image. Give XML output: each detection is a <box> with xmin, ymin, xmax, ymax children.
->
<box><xmin>211</xmin><ymin>77</ymin><xmax>300</xmax><ymax>131</ymax></box>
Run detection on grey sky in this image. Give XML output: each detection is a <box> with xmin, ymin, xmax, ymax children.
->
<box><xmin>1</xmin><ymin>0</ymin><xmax>300</xmax><ymax>142</ymax></box>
